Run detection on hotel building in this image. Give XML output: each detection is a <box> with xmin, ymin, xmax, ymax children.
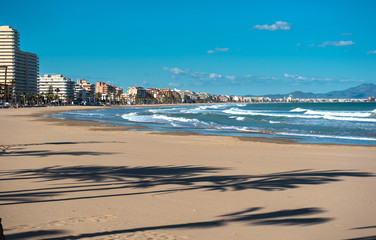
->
<box><xmin>0</xmin><ymin>26</ymin><xmax>39</xmax><ymax>96</ymax></box>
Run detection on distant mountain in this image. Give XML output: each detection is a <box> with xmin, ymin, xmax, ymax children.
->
<box><xmin>245</xmin><ymin>83</ymin><xmax>376</xmax><ymax>99</ymax></box>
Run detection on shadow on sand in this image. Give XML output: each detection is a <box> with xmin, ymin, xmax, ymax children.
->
<box><xmin>5</xmin><ymin>230</ymin><xmax>67</xmax><ymax>240</ymax></box>
<box><xmin>15</xmin><ymin>206</ymin><xmax>330</xmax><ymax>240</ymax></box>
<box><xmin>0</xmin><ymin>164</ymin><xmax>373</xmax><ymax>206</ymax></box>
<box><xmin>344</xmin><ymin>236</ymin><xmax>376</xmax><ymax>240</ymax></box>
<box><xmin>0</xmin><ymin>141</ymin><xmax>124</xmax><ymax>158</ymax></box>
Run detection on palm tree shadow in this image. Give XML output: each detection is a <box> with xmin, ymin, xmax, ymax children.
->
<box><xmin>0</xmin><ymin>141</ymin><xmax>124</xmax><ymax>157</ymax></box>
<box><xmin>37</xmin><ymin>207</ymin><xmax>332</xmax><ymax>240</ymax></box>
<box><xmin>6</xmin><ymin>230</ymin><xmax>67</xmax><ymax>240</ymax></box>
<box><xmin>0</xmin><ymin>166</ymin><xmax>373</xmax><ymax>205</ymax></box>
<box><xmin>344</xmin><ymin>236</ymin><xmax>376</xmax><ymax>240</ymax></box>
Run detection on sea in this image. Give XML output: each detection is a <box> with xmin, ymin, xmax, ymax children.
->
<box><xmin>50</xmin><ymin>102</ymin><xmax>376</xmax><ymax>145</ymax></box>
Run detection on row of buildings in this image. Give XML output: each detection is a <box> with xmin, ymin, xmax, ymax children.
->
<box><xmin>38</xmin><ymin>74</ymin><xmax>123</xmax><ymax>104</ymax></box>
<box><xmin>126</xmin><ymin>86</ymin><xmax>246</xmax><ymax>104</ymax></box>
<box><xmin>0</xmin><ymin>26</ymin><xmax>244</xmax><ymax>105</ymax></box>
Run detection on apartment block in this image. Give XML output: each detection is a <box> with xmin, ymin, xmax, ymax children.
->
<box><xmin>77</xmin><ymin>79</ymin><xmax>95</xmax><ymax>102</ymax></box>
<box><xmin>0</xmin><ymin>26</ymin><xmax>39</xmax><ymax>96</ymax></box>
<box><xmin>38</xmin><ymin>74</ymin><xmax>75</xmax><ymax>101</ymax></box>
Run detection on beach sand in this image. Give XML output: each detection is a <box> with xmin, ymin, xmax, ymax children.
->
<box><xmin>0</xmin><ymin>106</ymin><xmax>375</xmax><ymax>240</ymax></box>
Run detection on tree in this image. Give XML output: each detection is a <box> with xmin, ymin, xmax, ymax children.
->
<box><xmin>94</xmin><ymin>92</ymin><xmax>102</xmax><ymax>105</ymax></box>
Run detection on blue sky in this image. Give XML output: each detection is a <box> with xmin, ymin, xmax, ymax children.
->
<box><xmin>1</xmin><ymin>0</ymin><xmax>376</xmax><ymax>95</ymax></box>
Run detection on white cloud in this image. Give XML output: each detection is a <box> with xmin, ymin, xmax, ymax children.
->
<box><xmin>163</xmin><ymin>67</ymin><xmax>364</xmax><ymax>88</ymax></box>
<box><xmin>209</xmin><ymin>73</ymin><xmax>222</xmax><ymax>79</ymax></box>
<box><xmin>284</xmin><ymin>73</ymin><xmax>334</xmax><ymax>82</ymax></box>
<box><xmin>284</xmin><ymin>73</ymin><xmax>307</xmax><ymax>80</ymax></box>
<box><xmin>163</xmin><ymin>67</ymin><xmax>207</xmax><ymax>80</ymax></box>
<box><xmin>207</xmin><ymin>48</ymin><xmax>230</xmax><ymax>54</ymax></box>
<box><xmin>253</xmin><ymin>21</ymin><xmax>291</xmax><ymax>31</ymax></box>
<box><xmin>319</xmin><ymin>40</ymin><xmax>355</xmax><ymax>47</ymax></box>
<box><xmin>163</xmin><ymin>67</ymin><xmax>269</xmax><ymax>83</ymax></box>
<box><xmin>162</xmin><ymin>67</ymin><xmax>185</xmax><ymax>74</ymax></box>
<box><xmin>367</xmin><ymin>50</ymin><xmax>376</xmax><ymax>54</ymax></box>
<box><xmin>308</xmin><ymin>43</ymin><xmax>315</xmax><ymax>47</ymax></box>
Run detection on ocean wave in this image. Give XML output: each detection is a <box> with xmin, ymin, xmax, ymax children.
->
<box><xmin>199</xmin><ymin>104</ymin><xmax>227</xmax><ymax>110</ymax></box>
<box><xmin>290</xmin><ymin>108</ymin><xmax>307</xmax><ymax>112</ymax></box>
<box><xmin>152</xmin><ymin>114</ymin><xmax>201</xmax><ymax>123</ymax></box>
<box><xmin>278</xmin><ymin>132</ymin><xmax>376</xmax><ymax>142</ymax></box>
<box><xmin>228</xmin><ymin>116</ymin><xmax>246</xmax><ymax>121</ymax></box>
<box><xmin>223</xmin><ymin>108</ymin><xmax>321</xmax><ymax>119</ymax></box>
<box><xmin>216</xmin><ymin>125</ymin><xmax>252</xmax><ymax>132</ymax></box>
<box><xmin>179</xmin><ymin>104</ymin><xmax>229</xmax><ymax>114</ymax></box>
<box><xmin>224</xmin><ymin>107</ymin><xmax>376</xmax><ymax>122</ymax></box>
<box><xmin>121</xmin><ymin>113</ymin><xmax>215</xmax><ymax>128</ymax></box>
<box><xmin>269</xmin><ymin>121</ymin><xmax>281</xmax><ymax>124</ymax></box>
<box><xmin>65</xmin><ymin>111</ymin><xmax>105</xmax><ymax>117</ymax></box>
<box><xmin>305</xmin><ymin>110</ymin><xmax>372</xmax><ymax>118</ymax></box>
<box><xmin>322</xmin><ymin>115</ymin><xmax>376</xmax><ymax>122</ymax></box>
<box><xmin>148</xmin><ymin>108</ymin><xmax>181</xmax><ymax>114</ymax></box>
<box><xmin>121</xmin><ymin>112</ymin><xmax>157</xmax><ymax>123</ymax></box>
<box><xmin>371</xmin><ymin>109</ymin><xmax>376</xmax><ymax>117</ymax></box>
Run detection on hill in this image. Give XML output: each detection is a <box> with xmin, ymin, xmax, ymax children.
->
<box><xmin>245</xmin><ymin>83</ymin><xmax>376</xmax><ymax>99</ymax></box>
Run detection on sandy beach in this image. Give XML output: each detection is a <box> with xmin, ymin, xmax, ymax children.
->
<box><xmin>0</xmin><ymin>106</ymin><xmax>375</xmax><ymax>240</ymax></box>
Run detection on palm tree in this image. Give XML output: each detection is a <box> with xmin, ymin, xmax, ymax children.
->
<box><xmin>94</xmin><ymin>92</ymin><xmax>102</xmax><ymax>105</ymax></box>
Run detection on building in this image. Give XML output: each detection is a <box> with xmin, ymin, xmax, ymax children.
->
<box><xmin>96</xmin><ymin>81</ymin><xmax>116</xmax><ymax>95</ymax></box>
<box><xmin>77</xmin><ymin>79</ymin><xmax>95</xmax><ymax>102</ymax></box>
<box><xmin>74</xmin><ymin>83</ymin><xmax>86</xmax><ymax>103</ymax></box>
<box><xmin>0</xmin><ymin>26</ymin><xmax>39</xmax><ymax>97</ymax></box>
<box><xmin>287</xmin><ymin>94</ymin><xmax>293</xmax><ymax>102</ymax></box>
<box><xmin>128</xmin><ymin>86</ymin><xmax>147</xmax><ymax>104</ymax></box>
<box><xmin>96</xmin><ymin>81</ymin><xmax>117</xmax><ymax>101</ymax></box>
<box><xmin>38</xmin><ymin>74</ymin><xmax>75</xmax><ymax>102</ymax></box>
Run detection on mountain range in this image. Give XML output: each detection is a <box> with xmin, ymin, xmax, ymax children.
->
<box><xmin>245</xmin><ymin>83</ymin><xmax>376</xmax><ymax>99</ymax></box>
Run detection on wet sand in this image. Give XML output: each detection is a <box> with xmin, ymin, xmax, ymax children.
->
<box><xmin>0</xmin><ymin>106</ymin><xmax>375</xmax><ymax>240</ymax></box>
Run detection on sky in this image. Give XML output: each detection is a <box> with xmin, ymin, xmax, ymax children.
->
<box><xmin>1</xmin><ymin>0</ymin><xmax>376</xmax><ymax>95</ymax></box>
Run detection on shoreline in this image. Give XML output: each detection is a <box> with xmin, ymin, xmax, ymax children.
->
<box><xmin>30</xmin><ymin>105</ymin><xmax>376</xmax><ymax>148</ymax></box>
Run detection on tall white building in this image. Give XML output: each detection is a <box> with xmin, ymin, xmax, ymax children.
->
<box><xmin>0</xmin><ymin>26</ymin><xmax>39</xmax><ymax>95</ymax></box>
<box><xmin>38</xmin><ymin>74</ymin><xmax>75</xmax><ymax>102</ymax></box>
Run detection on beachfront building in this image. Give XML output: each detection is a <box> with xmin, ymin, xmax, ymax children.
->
<box><xmin>128</xmin><ymin>86</ymin><xmax>147</xmax><ymax>104</ymax></box>
<box><xmin>0</xmin><ymin>26</ymin><xmax>39</xmax><ymax>100</ymax></box>
<box><xmin>73</xmin><ymin>83</ymin><xmax>86</xmax><ymax>103</ymax></box>
<box><xmin>146</xmin><ymin>88</ymin><xmax>162</xmax><ymax>102</ymax></box>
<box><xmin>38</xmin><ymin>74</ymin><xmax>75</xmax><ymax>102</ymax></box>
<box><xmin>77</xmin><ymin>79</ymin><xmax>95</xmax><ymax>103</ymax></box>
<box><xmin>96</xmin><ymin>81</ymin><xmax>117</xmax><ymax>101</ymax></box>
<box><xmin>172</xmin><ymin>89</ymin><xmax>186</xmax><ymax>103</ymax></box>
<box><xmin>218</xmin><ymin>95</ymin><xmax>230</xmax><ymax>102</ymax></box>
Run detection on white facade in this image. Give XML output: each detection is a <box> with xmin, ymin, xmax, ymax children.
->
<box><xmin>0</xmin><ymin>26</ymin><xmax>39</xmax><ymax>94</ymax></box>
<box><xmin>74</xmin><ymin>83</ymin><xmax>87</xmax><ymax>103</ymax></box>
<box><xmin>38</xmin><ymin>74</ymin><xmax>75</xmax><ymax>101</ymax></box>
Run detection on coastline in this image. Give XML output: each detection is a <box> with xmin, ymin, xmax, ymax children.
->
<box><xmin>1</xmin><ymin>106</ymin><xmax>376</xmax><ymax>240</ymax></box>
<box><xmin>33</xmin><ymin>105</ymin><xmax>376</xmax><ymax>147</ymax></box>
